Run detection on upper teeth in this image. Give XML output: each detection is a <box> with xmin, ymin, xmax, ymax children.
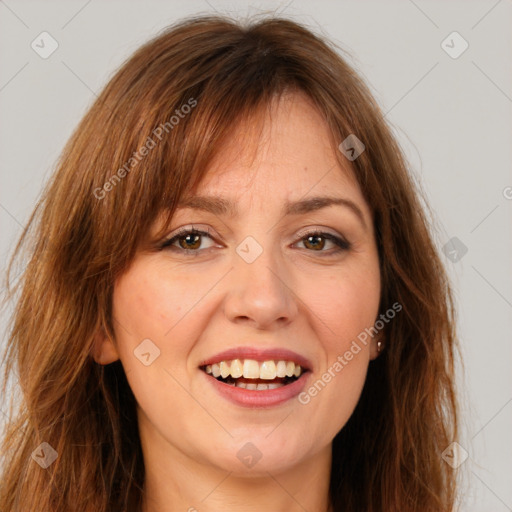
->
<box><xmin>204</xmin><ymin>359</ymin><xmax>303</xmax><ymax>380</ymax></box>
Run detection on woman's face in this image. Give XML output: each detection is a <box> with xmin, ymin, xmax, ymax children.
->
<box><xmin>95</xmin><ymin>92</ymin><xmax>382</xmax><ymax>476</ymax></box>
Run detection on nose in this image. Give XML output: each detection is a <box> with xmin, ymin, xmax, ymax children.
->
<box><xmin>223</xmin><ymin>244</ymin><xmax>299</xmax><ymax>330</ymax></box>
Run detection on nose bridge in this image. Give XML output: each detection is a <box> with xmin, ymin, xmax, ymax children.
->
<box><xmin>223</xmin><ymin>233</ymin><xmax>298</xmax><ymax>329</ymax></box>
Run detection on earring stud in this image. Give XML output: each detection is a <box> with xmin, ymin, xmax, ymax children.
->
<box><xmin>377</xmin><ymin>341</ymin><xmax>382</xmax><ymax>353</ymax></box>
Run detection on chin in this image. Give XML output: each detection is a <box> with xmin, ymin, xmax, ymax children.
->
<box><xmin>204</xmin><ymin>431</ymin><xmax>311</xmax><ymax>476</ymax></box>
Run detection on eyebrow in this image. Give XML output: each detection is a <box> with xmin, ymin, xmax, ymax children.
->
<box><xmin>177</xmin><ymin>195</ymin><xmax>367</xmax><ymax>230</ymax></box>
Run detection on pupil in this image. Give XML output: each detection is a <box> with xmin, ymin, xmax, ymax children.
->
<box><xmin>305</xmin><ymin>235</ymin><xmax>324</xmax><ymax>250</ymax></box>
<box><xmin>181</xmin><ymin>234</ymin><xmax>200</xmax><ymax>250</ymax></box>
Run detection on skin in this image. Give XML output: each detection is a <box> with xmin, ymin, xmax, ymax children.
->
<box><xmin>93</xmin><ymin>91</ymin><xmax>383</xmax><ymax>512</ymax></box>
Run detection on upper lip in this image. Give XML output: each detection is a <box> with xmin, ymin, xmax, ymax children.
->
<box><xmin>199</xmin><ymin>347</ymin><xmax>313</xmax><ymax>371</ymax></box>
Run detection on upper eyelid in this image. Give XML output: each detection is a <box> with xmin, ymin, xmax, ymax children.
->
<box><xmin>162</xmin><ymin>225</ymin><xmax>349</xmax><ymax>250</ymax></box>
<box><xmin>163</xmin><ymin>224</ymin><xmax>214</xmax><ymax>241</ymax></box>
<box><xmin>295</xmin><ymin>226</ymin><xmax>345</xmax><ymax>239</ymax></box>
<box><xmin>164</xmin><ymin>225</ymin><xmax>344</xmax><ymax>241</ymax></box>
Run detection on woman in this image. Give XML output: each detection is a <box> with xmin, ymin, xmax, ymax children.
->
<box><xmin>0</xmin><ymin>14</ymin><xmax>460</xmax><ymax>512</ymax></box>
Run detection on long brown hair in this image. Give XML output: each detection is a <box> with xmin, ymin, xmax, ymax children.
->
<box><xmin>0</xmin><ymin>14</ymin><xmax>460</xmax><ymax>511</ymax></box>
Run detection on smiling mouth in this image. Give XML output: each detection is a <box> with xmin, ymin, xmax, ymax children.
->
<box><xmin>200</xmin><ymin>359</ymin><xmax>306</xmax><ymax>390</ymax></box>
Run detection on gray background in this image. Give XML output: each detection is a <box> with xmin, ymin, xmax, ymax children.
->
<box><xmin>1</xmin><ymin>1</ymin><xmax>511</xmax><ymax>510</ymax></box>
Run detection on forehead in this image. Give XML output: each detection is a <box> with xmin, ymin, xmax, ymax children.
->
<box><xmin>185</xmin><ymin>92</ymin><xmax>368</xmax><ymax>216</ymax></box>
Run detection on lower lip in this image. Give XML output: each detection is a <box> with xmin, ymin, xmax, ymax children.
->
<box><xmin>202</xmin><ymin>371</ymin><xmax>310</xmax><ymax>408</ymax></box>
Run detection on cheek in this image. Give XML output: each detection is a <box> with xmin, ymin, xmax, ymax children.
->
<box><xmin>303</xmin><ymin>258</ymin><xmax>381</xmax><ymax>353</ymax></box>
<box><xmin>294</xmin><ymin>255</ymin><xmax>379</xmax><ymax>433</ymax></box>
<box><xmin>112</xmin><ymin>260</ymin><xmax>208</xmax><ymax>343</ymax></box>
<box><xmin>110</xmin><ymin>265</ymin><xmax>209</xmax><ymax>427</ymax></box>
<box><xmin>110</xmin><ymin>262</ymin><xmax>203</xmax><ymax>385</ymax></box>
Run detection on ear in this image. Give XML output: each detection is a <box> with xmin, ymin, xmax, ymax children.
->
<box><xmin>91</xmin><ymin>326</ymin><xmax>120</xmax><ymax>365</ymax></box>
<box><xmin>369</xmin><ymin>332</ymin><xmax>385</xmax><ymax>361</ymax></box>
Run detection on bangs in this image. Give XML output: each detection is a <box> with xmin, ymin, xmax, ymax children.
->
<box><xmin>142</xmin><ymin>87</ymin><xmax>289</xmax><ymax>244</ymax></box>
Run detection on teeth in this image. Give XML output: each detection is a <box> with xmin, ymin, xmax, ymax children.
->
<box><xmin>260</xmin><ymin>360</ymin><xmax>276</xmax><ymax>380</ymax></box>
<box><xmin>243</xmin><ymin>359</ymin><xmax>260</xmax><ymax>379</ymax></box>
<box><xmin>276</xmin><ymin>360</ymin><xmax>287</xmax><ymax>378</ymax></box>
<box><xmin>232</xmin><ymin>380</ymin><xmax>285</xmax><ymax>390</ymax></box>
<box><xmin>230</xmin><ymin>359</ymin><xmax>243</xmax><ymax>378</ymax></box>
<box><xmin>204</xmin><ymin>359</ymin><xmax>304</xmax><ymax>380</ymax></box>
<box><xmin>220</xmin><ymin>361</ymin><xmax>230</xmax><ymax>379</ymax></box>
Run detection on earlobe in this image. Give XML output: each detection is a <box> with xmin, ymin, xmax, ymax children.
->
<box><xmin>91</xmin><ymin>328</ymin><xmax>120</xmax><ymax>365</ymax></box>
<box><xmin>370</xmin><ymin>334</ymin><xmax>385</xmax><ymax>361</ymax></box>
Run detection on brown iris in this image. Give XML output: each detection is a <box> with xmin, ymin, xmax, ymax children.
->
<box><xmin>178</xmin><ymin>233</ymin><xmax>202</xmax><ymax>250</ymax></box>
<box><xmin>303</xmin><ymin>234</ymin><xmax>326</xmax><ymax>251</ymax></box>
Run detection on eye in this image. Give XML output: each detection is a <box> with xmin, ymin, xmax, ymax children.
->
<box><xmin>160</xmin><ymin>227</ymin><xmax>217</xmax><ymax>254</ymax></box>
<box><xmin>160</xmin><ymin>226</ymin><xmax>351</xmax><ymax>256</ymax></box>
<box><xmin>295</xmin><ymin>230</ymin><xmax>351</xmax><ymax>255</ymax></box>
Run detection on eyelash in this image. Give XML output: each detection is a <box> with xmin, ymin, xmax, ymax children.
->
<box><xmin>159</xmin><ymin>227</ymin><xmax>351</xmax><ymax>256</ymax></box>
